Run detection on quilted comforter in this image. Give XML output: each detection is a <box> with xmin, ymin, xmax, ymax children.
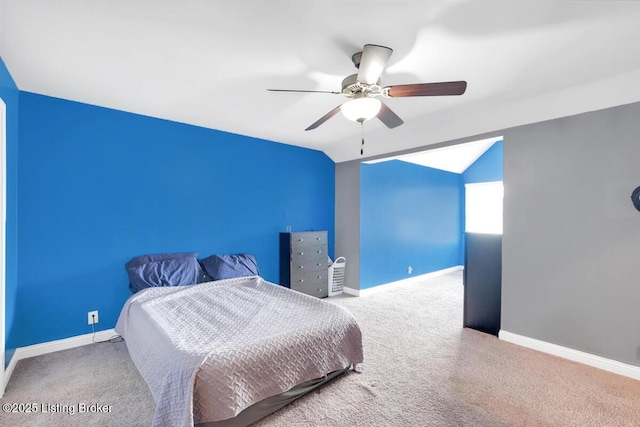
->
<box><xmin>115</xmin><ymin>276</ymin><xmax>364</xmax><ymax>427</ymax></box>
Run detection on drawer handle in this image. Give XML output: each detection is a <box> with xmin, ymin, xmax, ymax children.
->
<box><xmin>298</xmin><ymin>238</ymin><xmax>304</xmax><ymax>242</ymax></box>
<box><xmin>316</xmin><ymin>263</ymin><xmax>321</xmax><ymax>266</ymax></box>
<box><xmin>316</xmin><ymin>237</ymin><xmax>321</xmax><ymax>240</ymax></box>
<box><xmin>299</xmin><ymin>279</ymin><xmax>304</xmax><ymax>282</ymax></box>
<box><xmin>317</xmin><ymin>250</ymin><xmax>322</xmax><ymax>254</ymax></box>
<box><xmin>298</xmin><ymin>265</ymin><xmax>304</xmax><ymax>269</ymax></box>
<box><xmin>317</xmin><ymin>288</ymin><xmax>322</xmax><ymax>292</ymax></box>
<box><xmin>317</xmin><ymin>275</ymin><xmax>322</xmax><ymax>279</ymax></box>
<box><xmin>298</xmin><ymin>252</ymin><xmax>304</xmax><ymax>255</ymax></box>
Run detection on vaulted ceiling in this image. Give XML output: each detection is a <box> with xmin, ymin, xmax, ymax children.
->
<box><xmin>2</xmin><ymin>1</ymin><xmax>640</xmax><ymax>162</ymax></box>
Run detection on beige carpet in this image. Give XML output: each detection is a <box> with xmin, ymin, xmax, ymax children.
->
<box><xmin>2</xmin><ymin>271</ymin><xmax>639</xmax><ymax>426</ymax></box>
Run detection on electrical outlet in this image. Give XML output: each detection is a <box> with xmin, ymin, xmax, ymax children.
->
<box><xmin>408</xmin><ymin>266</ymin><xmax>413</xmax><ymax>274</ymax></box>
<box><xmin>88</xmin><ymin>310</ymin><xmax>99</xmax><ymax>325</ymax></box>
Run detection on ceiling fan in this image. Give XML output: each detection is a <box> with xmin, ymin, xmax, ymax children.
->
<box><xmin>268</xmin><ymin>44</ymin><xmax>467</xmax><ymax>131</ymax></box>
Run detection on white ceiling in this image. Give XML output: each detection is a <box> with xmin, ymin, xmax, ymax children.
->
<box><xmin>2</xmin><ymin>1</ymin><xmax>640</xmax><ymax>163</ymax></box>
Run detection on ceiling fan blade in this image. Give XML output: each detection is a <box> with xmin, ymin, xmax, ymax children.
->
<box><xmin>305</xmin><ymin>105</ymin><xmax>342</xmax><ymax>131</ymax></box>
<box><xmin>385</xmin><ymin>81</ymin><xmax>467</xmax><ymax>97</ymax></box>
<box><xmin>357</xmin><ymin>44</ymin><xmax>393</xmax><ymax>85</ymax></box>
<box><xmin>377</xmin><ymin>102</ymin><xmax>404</xmax><ymax>129</ymax></box>
<box><xmin>268</xmin><ymin>89</ymin><xmax>341</xmax><ymax>94</ymax></box>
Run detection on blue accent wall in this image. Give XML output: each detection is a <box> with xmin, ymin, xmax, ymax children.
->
<box><xmin>360</xmin><ymin>160</ymin><xmax>463</xmax><ymax>289</ymax></box>
<box><xmin>15</xmin><ymin>92</ymin><xmax>334</xmax><ymax>347</ymax></box>
<box><xmin>463</xmin><ymin>140</ymin><xmax>503</xmax><ymax>184</ymax></box>
<box><xmin>0</xmin><ymin>57</ymin><xmax>19</xmax><ymax>367</ymax></box>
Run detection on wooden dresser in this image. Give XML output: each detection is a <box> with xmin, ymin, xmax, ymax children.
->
<box><xmin>279</xmin><ymin>231</ymin><xmax>328</xmax><ymax>298</ymax></box>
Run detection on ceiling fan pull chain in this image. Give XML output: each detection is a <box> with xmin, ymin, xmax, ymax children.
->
<box><xmin>360</xmin><ymin>121</ymin><xmax>365</xmax><ymax>156</ymax></box>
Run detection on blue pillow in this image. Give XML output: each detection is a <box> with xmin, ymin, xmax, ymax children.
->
<box><xmin>125</xmin><ymin>252</ymin><xmax>202</xmax><ymax>293</ymax></box>
<box><xmin>197</xmin><ymin>260</ymin><xmax>215</xmax><ymax>283</ymax></box>
<box><xmin>125</xmin><ymin>252</ymin><xmax>197</xmax><ymax>267</ymax></box>
<box><xmin>200</xmin><ymin>254</ymin><xmax>259</xmax><ymax>281</ymax></box>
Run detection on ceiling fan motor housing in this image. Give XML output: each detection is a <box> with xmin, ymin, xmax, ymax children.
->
<box><xmin>341</xmin><ymin>74</ymin><xmax>382</xmax><ymax>97</ymax></box>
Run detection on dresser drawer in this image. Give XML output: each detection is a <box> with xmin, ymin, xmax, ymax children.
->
<box><xmin>290</xmin><ymin>232</ymin><xmax>327</xmax><ymax>249</ymax></box>
<box><xmin>291</xmin><ymin>245</ymin><xmax>327</xmax><ymax>262</ymax></box>
<box><xmin>291</xmin><ymin>255</ymin><xmax>327</xmax><ymax>273</ymax></box>
<box><xmin>293</xmin><ymin>281</ymin><xmax>328</xmax><ymax>298</ymax></box>
<box><xmin>291</xmin><ymin>269</ymin><xmax>328</xmax><ymax>289</ymax></box>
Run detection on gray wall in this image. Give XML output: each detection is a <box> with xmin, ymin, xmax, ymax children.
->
<box><xmin>502</xmin><ymin>102</ymin><xmax>640</xmax><ymax>367</ymax></box>
<box><xmin>335</xmin><ymin>161</ymin><xmax>361</xmax><ymax>290</ymax></box>
<box><xmin>335</xmin><ymin>100</ymin><xmax>640</xmax><ymax>367</ymax></box>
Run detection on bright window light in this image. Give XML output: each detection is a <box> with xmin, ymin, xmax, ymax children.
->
<box><xmin>465</xmin><ymin>181</ymin><xmax>503</xmax><ymax>234</ymax></box>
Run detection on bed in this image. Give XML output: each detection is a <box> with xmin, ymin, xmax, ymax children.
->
<box><xmin>115</xmin><ymin>275</ymin><xmax>364</xmax><ymax>427</ymax></box>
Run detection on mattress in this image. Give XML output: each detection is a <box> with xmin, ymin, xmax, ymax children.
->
<box><xmin>115</xmin><ymin>276</ymin><xmax>364</xmax><ymax>427</ymax></box>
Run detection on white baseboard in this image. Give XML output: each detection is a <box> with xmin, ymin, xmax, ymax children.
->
<box><xmin>358</xmin><ymin>265</ymin><xmax>464</xmax><ymax>297</ymax></box>
<box><xmin>4</xmin><ymin>328</ymin><xmax>118</xmax><ymax>389</ymax></box>
<box><xmin>342</xmin><ymin>287</ymin><xmax>360</xmax><ymax>297</ymax></box>
<box><xmin>499</xmin><ymin>330</ymin><xmax>640</xmax><ymax>381</ymax></box>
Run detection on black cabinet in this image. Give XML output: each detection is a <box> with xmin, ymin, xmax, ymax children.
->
<box><xmin>463</xmin><ymin>232</ymin><xmax>502</xmax><ymax>336</ymax></box>
<box><xmin>279</xmin><ymin>231</ymin><xmax>328</xmax><ymax>298</ymax></box>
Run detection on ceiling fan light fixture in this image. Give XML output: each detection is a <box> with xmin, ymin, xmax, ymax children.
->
<box><xmin>341</xmin><ymin>97</ymin><xmax>381</xmax><ymax>122</ymax></box>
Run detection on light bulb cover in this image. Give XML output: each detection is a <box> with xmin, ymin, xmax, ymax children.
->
<box><xmin>341</xmin><ymin>97</ymin><xmax>381</xmax><ymax>122</ymax></box>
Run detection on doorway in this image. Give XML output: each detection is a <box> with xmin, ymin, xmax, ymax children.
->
<box><xmin>359</xmin><ymin>137</ymin><xmax>503</xmax><ymax>291</ymax></box>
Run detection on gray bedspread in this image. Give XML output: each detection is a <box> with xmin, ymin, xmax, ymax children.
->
<box><xmin>115</xmin><ymin>276</ymin><xmax>364</xmax><ymax>427</ymax></box>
